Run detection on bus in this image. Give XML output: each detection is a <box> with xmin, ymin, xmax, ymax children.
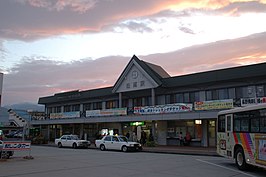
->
<box><xmin>217</xmin><ymin>103</ymin><xmax>266</xmax><ymax>170</ymax></box>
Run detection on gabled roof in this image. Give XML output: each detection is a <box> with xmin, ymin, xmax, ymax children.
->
<box><xmin>112</xmin><ymin>55</ymin><xmax>170</xmax><ymax>93</ymax></box>
<box><xmin>162</xmin><ymin>62</ymin><xmax>266</xmax><ymax>87</ymax></box>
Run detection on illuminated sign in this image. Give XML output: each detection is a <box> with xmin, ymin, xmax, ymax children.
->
<box><xmin>130</xmin><ymin>122</ymin><xmax>145</xmax><ymax>126</ymax></box>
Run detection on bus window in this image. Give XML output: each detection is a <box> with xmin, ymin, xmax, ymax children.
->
<box><xmin>250</xmin><ymin>118</ymin><xmax>260</xmax><ymax>132</ymax></box>
<box><xmin>260</xmin><ymin>117</ymin><xmax>266</xmax><ymax>132</ymax></box>
<box><xmin>226</xmin><ymin>115</ymin><xmax>232</xmax><ymax>132</ymax></box>
<box><xmin>218</xmin><ymin>115</ymin><xmax>225</xmax><ymax>132</ymax></box>
<box><xmin>240</xmin><ymin>118</ymin><xmax>249</xmax><ymax>132</ymax></box>
<box><xmin>234</xmin><ymin>119</ymin><xmax>241</xmax><ymax>132</ymax></box>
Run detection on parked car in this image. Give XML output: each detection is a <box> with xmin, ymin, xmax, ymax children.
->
<box><xmin>95</xmin><ymin>135</ymin><xmax>142</xmax><ymax>152</ymax></box>
<box><xmin>55</xmin><ymin>135</ymin><xmax>91</xmax><ymax>148</ymax></box>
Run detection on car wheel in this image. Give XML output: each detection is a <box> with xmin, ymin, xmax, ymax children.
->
<box><xmin>122</xmin><ymin>146</ymin><xmax>128</xmax><ymax>152</ymax></box>
<box><xmin>100</xmin><ymin>144</ymin><xmax>105</xmax><ymax>151</ymax></box>
<box><xmin>235</xmin><ymin>147</ymin><xmax>248</xmax><ymax>170</ymax></box>
<box><xmin>58</xmin><ymin>142</ymin><xmax>62</xmax><ymax>148</ymax></box>
<box><xmin>73</xmin><ymin>143</ymin><xmax>77</xmax><ymax>149</ymax></box>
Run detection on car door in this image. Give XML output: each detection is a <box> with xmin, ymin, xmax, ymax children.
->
<box><xmin>65</xmin><ymin>135</ymin><xmax>72</xmax><ymax>147</ymax></box>
<box><xmin>102</xmin><ymin>136</ymin><xmax>112</xmax><ymax>149</ymax></box>
<box><xmin>60</xmin><ymin>135</ymin><xmax>68</xmax><ymax>146</ymax></box>
<box><xmin>111</xmin><ymin>136</ymin><xmax>121</xmax><ymax>150</ymax></box>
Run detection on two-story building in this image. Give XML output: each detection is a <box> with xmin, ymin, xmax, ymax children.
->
<box><xmin>32</xmin><ymin>55</ymin><xmax>266</xmax><ymax>147</ymax></box>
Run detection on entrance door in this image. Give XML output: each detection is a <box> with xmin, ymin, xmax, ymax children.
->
<box><xmin>208</xmin><ymin>120</ymin><xmax>216</xmax><ymax>147</ymax></box>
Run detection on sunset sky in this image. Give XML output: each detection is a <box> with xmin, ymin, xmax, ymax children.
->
<box><xmin>0</xmin><ymin>0</ymin><xmax>266</xmax><ymax>106</ymax></box>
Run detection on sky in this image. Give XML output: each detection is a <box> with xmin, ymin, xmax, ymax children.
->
<box><xmin>0</xmin><ymin>0</ymin><xmax>266</xmax><ymax>106</ymax></box>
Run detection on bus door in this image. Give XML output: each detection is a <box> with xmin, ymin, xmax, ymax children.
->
<box><xmin>225</xmin><ymin>114</ymin><xmax>233</xmax><ymax>157</ymax></box>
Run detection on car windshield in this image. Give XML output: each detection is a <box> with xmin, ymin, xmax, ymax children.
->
<box><xmin>118</xmin><ymin>136</ymin><xmax>128</xmax><ymax>142</ymax></box>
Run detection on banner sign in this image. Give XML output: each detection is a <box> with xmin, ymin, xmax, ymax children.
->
<box><xmin>134</xmin><ymin>103</ymin><xmax>193</xmax><ymax>115</ymax></box>
<box><xmin>50</xmin><ymin>111</ymin><xmax>80</xmax><ymax>119</ymax></box>
<box><xmin>194</xmin><ymin>99</ymin><xmax>234</xmax><ymax>110</ymax></box>
<box><xmin>86</xmin><ymin>108</ymin><xmax>127</xmax><ymax>117</ymax></box>
<box><xmin>1</xmin><ymin>141</ymin><xmax>31</xmax><ymax>151</ymax></box>
<box><xmin>241</xmin><ymin>97</ymin><xmax>266</xmax><ymax>106</ymax></box>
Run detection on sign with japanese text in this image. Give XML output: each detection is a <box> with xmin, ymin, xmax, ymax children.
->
<box><xmin>134</xmin><ymin>103</ymin><xmax>193</xmax><ymax>115</ymax></box>
<box><xmin>86</xmin><ymin>108</ymin><xmax>127</xmax><ymax>117</ymax></box>
<box><xmin>1</xmin><ymin>141</ymin><xmax>31</xmax><ymax>151</ymax></box>
<box><xmin>194</xmin><ymin>99</ymin><xmax>234</xmax><ymax>110</ymax></box>
<box><xmin>241</xmin><ymin>97</ymin><xmax>266</xmax><ymax>106</ymax></box>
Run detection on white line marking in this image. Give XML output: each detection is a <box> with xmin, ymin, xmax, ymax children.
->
<box><xmin>196</xmin><ymin>159</ymin><xmax>257</xmax><ymax>177</ymax></box>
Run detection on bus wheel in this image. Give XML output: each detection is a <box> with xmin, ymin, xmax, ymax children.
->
<box><xmin>235</xmin><ymin>148</ymin><xmax>248</xmax><ymax>171</ymax></box>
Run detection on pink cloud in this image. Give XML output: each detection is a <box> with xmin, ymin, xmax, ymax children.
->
<box><xmin>2</xmin><ymin>32</ymin><xmax>266</xmax><ymax>105</ymax></box>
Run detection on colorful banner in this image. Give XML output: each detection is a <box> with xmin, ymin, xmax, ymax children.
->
<box><xmin>241</xmin><ymin>97</ymin><xmax>266</xmax><ymax>106</ymax></box>
<box><xmin>86</xmin><ymin>108</ymin><xmax>127</xmax><ymax>117</ymax></box>
<box><xmin>134</xmin><ymin>103</ymin><xmax>193</xmax><ymax>115</ymax></box>
<box><xmin>194</xmin><ymin>99</ymin><xmax>233</xmax><ymax>110</ymax></box>
<box><xmin>1</xmin><ymin>141</ymin><xmax>31</xmax><ymax>151</ymax></box>
<box><xmin>50</xmin><ymin>111</ymin><xmax>80</xmax><ymax>119</ymax></box>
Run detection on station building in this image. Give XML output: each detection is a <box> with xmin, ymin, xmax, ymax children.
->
<box><xmin>32</xmin><ymin>55</ymin><xmax>266</xmax><ymax>147</ymax></box>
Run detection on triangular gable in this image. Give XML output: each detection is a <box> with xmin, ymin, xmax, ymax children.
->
<box><xmin>112</xmin><ymin>55</ymin><xmax>166</xmax><ymax>93</ymax></box>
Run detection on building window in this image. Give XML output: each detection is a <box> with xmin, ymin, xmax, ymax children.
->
<box><xmin>126</xmin><ymin>83</ymin><xmax>130</xmax><ymax>89</ymax></box>
<box><xmin>175</xmin><ymin>93</ymin><xmax>184</xmax><ymax>103</ymax></box>
<box><xmin>64</xmin><ymin>105</ymin><xmax>71</xmax><ymax>112</ymax></box>
<box><xmin>183</xmin><ymin>93</ymin><xmax>190</xmax><ymax>103</ymax></box>
<box><xmin>55</xmin><ymin>106</ymin><xmax>61</xmax><ymax>113</ymax></box>
<box><xmin>218</xmin><ymin>88</ymin><xmax>229</xmax><ymax>100</ymax></box>
<box><xmin>133</xmin><ymin>82</ymin><xmax>137</xmax><ymax>88</ymax></box>
<box><xmin>72</xmin><ymin>104</ymin><xmax>80</xmax><ymax>111</ymax></box>
<box><xmin>83</xmin><ymin>103</ymin><xmax>92</xmax><ymax>111</ymax></box>
<box><xmin>256</xmin><ymin>85</ymin><xmax>264</xmax><ymax>97</ymax></box>
<box><xmin>206</xmin><ymin>90</ymin><xmax>219</xmax><ymax>100</ymax></box>
<box><xmin>228</xmin><ymin>88</ymin><xmax>236</xmax><ymax>99</ymax></box>
<box><xmin>93</xmin><ymin>102</ymin><xmax>102</xmax><ymax>110</ymax></box>
<box><xmin>190</xmin><ymin>92</ymin><xmax>200</xmax><ymax>102</ymax></box>
<box><xmin>106</xmin><ymin>100</ymin><xmax>118</xmax><ymax>109</ymax></box>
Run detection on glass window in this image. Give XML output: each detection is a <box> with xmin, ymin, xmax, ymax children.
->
<box><xmin>184</xmin><ymin>93</ymin><xmax>189</xmax><ymax>103</ymax></box>
<box><xmin>218</xmin><ymin>89</ymin><xmax>229</xmax><ymax>99</ymax></box>
<box><xmin>93</xmin><ymin>102</ymin><xmax>102</xmax><ymax>110</ymax></box>
<box><xmin>83</xmin><ymin>103</ymin><xmax>92</xmax><ymax>111</ymax></box>
<box><xmin>176</xmin><ymin>93</ymin><xmax>183</xmax><ymax>103</ymax></box>
<box><xmin>256</xmin><ymin>85</ymin><xmax>264</xmax><ymax>97</ymax></box>
<box><xmin>236</xmin><ymin>87</ymin><xmax>244</xmax><ymax>99</ymax></box>
<box><xmin>250</xmin><ymin>118</ymin><xmax>260</xmax><ymax>132</ymax></box>
<box><xmin>234</xmin><ymin>119</ymin><xmax>241</xmax><ymax>132</ymax></box>
<box><xmin>72</xmin><ymin>104</ymin><xmax>80</xmax><ymax>111</ymax></box>
<box><xmin>112</xmin><ymin>136</ymin><xmax>119</xmax><ymax>142</ymax></box>
<box><xmin>218</xmin><ymin>115</ymin><xmax>225</xmax><ymax>132</ymax></box>
<box><xmin>240</xmin><ymin>119</ymin><xmax>249</xmax><ymax>132</ymax></box>
<box><xmin>165</xmin><ymin>95</ymin><xmax>171</xmax><ymax>104</ymax></box>
<box><xmin>206</xmin><ymin>90</ymin><xmax>212</xmax><ymax>101</ymax></box>
<box><xmin>212</xmin><ymin>90</ymin><xmax>219</xmax><ymax>100</ymax></box>
<box><xmin>64</xmin><ymin>105</ymin><xmax>71</xmax><ymax>112</ymax></box>
<box><xmin>260</xmin><ymin>117</ymin><xmax>266</xmax><ymax>133</ymax></box>
<box><xmin>226</xmin><ymin>115</ymin><xmax>232</xmax><ymax>132</ymax></box>
<box><xmin>104</xmin><ymin>136</ymin><xmax>111</xmax><ymax>141</ymax></box>
<box><xmin>228</xmin><ymin>88</ymin><xmax>236</xmax><ymax>99</ymax></box>
<box><xmin>106</xmin><ymin>100</ymin><xmax>118</xmax><ymax>109</ymax></box>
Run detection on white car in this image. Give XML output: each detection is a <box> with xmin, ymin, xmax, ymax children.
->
<box><xmin>55</xmin><ymin>135</ymin><xmax>90</xmax><ymax>148</ymax></box>
<box><xmin>95</xmin><ymin>135</ymin><xmax>142</xmax><ymax>152</ymax></box>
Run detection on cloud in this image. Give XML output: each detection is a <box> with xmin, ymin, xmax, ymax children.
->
<box><xmin>2</xmin><ymin>55</ymin><xmax>129</xmax><ymax>105</ymax></box>
<box><xmin>1</xmin><ymin>0</ymin><xmax>266</xmax><ymax>41</ymax></box>
<box><xmin>143</xmin><ymin>32</ymin><xmax>266</xmax><ymax>76</ymax></box>
<box><xmin>2</xmin><ymin>31</ymin><xmax>266</xmax><ymax>105</ymax></box>
<box><xmin>17</xmin><ymin>0</ymin><xmax>97</xmax><ymax>13</ymax></box>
